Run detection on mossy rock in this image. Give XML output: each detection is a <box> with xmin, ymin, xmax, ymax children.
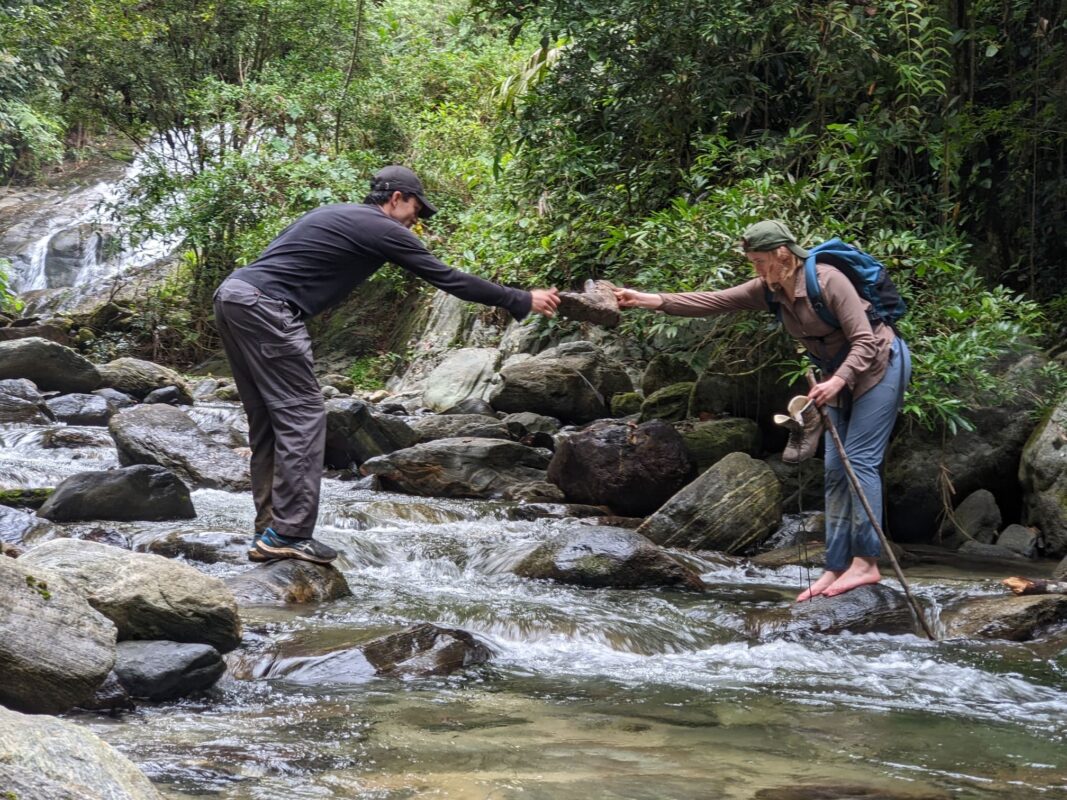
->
<box><xmin>610</xmin><ymin>391</ymin><xmax>642</xmax><ymax>417</ymax></box>
<box><xmin>641</xmin><ymin>354</ymin><xmax>697</xmax><ymax>397</ymax></box>
<box><xmin>639</xmin><ymin>382</ymin><xmax>695</xmax><ymax>423</ymax></box>
<box><xmin>0</xmin><ymin>488</ymin><xmax>54</xmax><ymax>510</ymax></box>
<box><xmin>675</xmin><ymin>417</ymin><xmax>761</xmax><ymax>473</ymax></box>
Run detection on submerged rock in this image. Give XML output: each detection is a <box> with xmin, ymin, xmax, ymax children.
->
<box><xmin>114</xmin><ymin>640</ymin><xmax>225</xmax><ymax>701</ymax></box>
<box><xmin>42</xmin><ymin>425</ymin><xmax>115</xmax><ymax>449</ymax></box>
<box><xmin>944</xmin><ymin>594</ymin><xmax>1067</xmax><ymax>641</ymax></box>
<box><xmin>547</xmin><ymin>420</ymin><xmax>693</xmax><ymax>516</ymax></box>
<box><xmin>0</xmin><ymin>336</ymin><xmax>101</xmax><ymax>393</ymax></box>
<box><xmin>37</xmin><ymin>464</ymin><xmax>196</xmax><ymax>522</ymax></box>
<box><xmin>747</xmin><ymin>584</ymin><xmax>918</xmax><ymax>638</ymax></box>
<box><xmin>228</xmin><ymin>558</ymin><xmax>352</xmax><ymax>606</ymax></box>
<box><xmin>0</xmin><ymin>554</ymin><xmax>117</xmax><ymax>714</ymax></box>
<box><xmin>19</xmin><ymin>538</ymin><xmax>242</xmax><ymax>652</ymax></box>
<box><xmin>109</xmin><ymin>403</ymin><xmax>251</xmax><ymax>491</ymax></box>
<box><xmin>0</xmin><ymin>706</ymin><xmax>162</xmax><ymax>799</ymax></box>
<box><xmin>514</xmin><ymin>525</ymin><xmax>705</xmax><ymax>591</ymax></box>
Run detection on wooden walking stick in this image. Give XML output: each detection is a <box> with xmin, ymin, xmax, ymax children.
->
<box><xmin>805</xmin><ymin>370</ymin><xmax>938</xmax><ymax>641</ymax></box>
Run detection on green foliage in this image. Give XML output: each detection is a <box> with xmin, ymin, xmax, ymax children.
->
<box><xmin>0</xmin><ymin>258</ymin><xmax>25</xmax><ymax>314</ymax></box>
<box><xmin>347</xmin><ymin>352</ymin><xmax>403</xmax><ymax>390</ymax></box>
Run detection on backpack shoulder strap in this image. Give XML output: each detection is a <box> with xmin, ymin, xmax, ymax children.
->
<box><xmin>804</xmin><ymin>241</ymin><xmax>841</xmax><ymax>329</ymax></box>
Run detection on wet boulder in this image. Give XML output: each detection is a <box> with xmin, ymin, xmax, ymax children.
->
<box><xmin>502</xmin><ymin>411</ymin><xmax>562</xmax><ymax>436</ymax></box>
<box><xmin>1020</xmin><ymin>395</ymin><xmax>1067</xmax><ymax>557</ymax></box>
<box><xmin>610</xmin><ymin>391</ymin><xmax>643</xmax><ymax>417</ymax></box>
<box><xmin>324</xmin><ymin>397</ymin><xmax>417</xmax><ymax>468</ymax></box>
<box><xmin>639</xmin><ymin>382</ymin><xmax>695</xmax><ymax>423</ymax></box>
<box><xmin>944</xmin><ymin>594</ymin><xmax>1067</xmax><ymax>641</ymax></box>
<box><xmin>639</xmin><ymin>452</ymin><xmax>782</xmax><ymax>553</ymax></box>
<box><xmin>0</xmin><ymin>377</ymin><xmax>54</xmax><ymax>423</ymax></box>
<box><xmin>45</xmin><ymin>392</ymin><xmax>112</xmax><ymax>426</ymax></box>
<box><xmin>262</xmin><ymin>623</ymin><xmax>491</xmax><ymax>683</ymax></box>
<box><xmin>0</xmin><ymin>503</ymin><xmax>54</xmax><ymax>546</ymax></box>
<box><xmin>442</xmin><ymin>397</ymin><xmax>498</xmax><ymax>416</ymax></box>
<box><xmin>676</xmin><ymin>417</ymin><xmax>762</xmax><ymax>474</ymax></box>
<box><xmin>408</xmin><ymin>413</ymin><xmax>512</xmax><ymax>443</ymax></box>
<box><xmin>556</xmin><ymin>280</ymin><xmax>621</xmax><ymax>327</ymax></box>
<box><xmin>227</xmin><ymin>559</ymin><xmax>352</xmax><ymax>606</ymax></box>
<box><xmin>499</xmin><ymin>480</ymin><xmax>567</xmax><ymax>503</ymax></box>
<box><xmin>361</xmin><ymin>437</ymin><xmax>551</xmax><ymax>499</ymax></box>
<box><xmin>0</xmin><ymin>487</ymin><xmax>53</xmax><ymax>510</ymax></box>
<box><xmin>766</xmin><ymin>454</ymin><xmax>826</xmax><ymax>513</ymax></box>
<box><xmin>1055</xmin><ymin>555</ymin><xmax>1067</xmax><ymax>581</ymax></box>
<box><xmin>547</xmin><ymin>420</ymin><xmax>693</xmax><ymax>516</ymax></box>
<box><xmin>41</xmin><ymin>426</ymin><xmax>115</xmax><ymax>449</ymax></box>
<box><xmin>19</xmin><ymin>538</ymin><xmax>242</xmax><ymax>652</ymax></box>
<box><xmin>78</xmin><ymin>670</ymin><xmax>136</xmax><ymax>714</ymax></box>
<box><xmin>0</xmin><ymin>555</ymin><xmax>117</xmax><ymax>714</ymax></box>
<box><xmin>131</xmin><ymin>529</ymin><xmax>252</xmax><ymax>564</ymax></box>
<box><xmin>37</xmin><ymin>465</ymin><xmax>195</xmax><ymax>522</ymax></box>
<box><xmin>995</xmin><ymin>524</ymin><xmax>1040</xmax><ymax>559</ymax></box>
<box><xmin>938</xmin><ymin>489</ymin><xmax>1001</xmax><ymax>547</ymax></box>
<box><xmin>422</xmin><ymin>347</ymin><xmax>502</xmax><ymax>412</ymax></box>
<box><xmin>490</xmin><ymin>341</ymin><xmax>633</xmax><ymax>424</ymax></box>
<box><xmin>97</xmin><ymin>357</ymin><xmax>193</xmax><ymax>404</ymax></box>
<box><xmin>109</xmin><ymin>403</ymin><xmax>252</xmax><ymax>491</ymax></box>
<box><xmin>747</xmin><ymin>584</ymin><xmax>918</xmax><ymax>638</ymax></box>
<box><xmin>94</xmin><ymin>386</ymin><xmax>138</xmax><ymax>412</ymax></box>
<box><xmin>641</xmin><ymin>353</ymin><xmax>697</xmax><ymax>397</ymax></box>
<box><xmin>143</xmin><ymin>385</ymin><xmax>185</xmax><ymax>406</ymax></box>
<box><xmin>0</xmin><ymin>336</ymin><xmax>101</xmax><ymax>392</ymax></box>
<box><xmin>514</xmin><ymin>525</ymin><xmax>705</xmax><ymax>590</ymax></box>
<box><xmin>114</xmin><ymin>640</ymin><xmax>225</xmax><ymax>701</ymax></box>
<box><xmin>0</xmin><ymin>706</ymin><xmax>162</xmax><ymax>799</ymax></box>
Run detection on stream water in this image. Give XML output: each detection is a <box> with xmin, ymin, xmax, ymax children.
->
<box><xmin>2</xmin><ymin>411</ymin><xmax>1066</xmax><ymax>799</ymax></box>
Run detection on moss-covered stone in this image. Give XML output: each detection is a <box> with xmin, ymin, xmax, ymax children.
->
<box><xmin>0</xmin><ymin>488</ymin><xmax>54</xmax><ymax>510</ymax></box>
<box><xmin>610</xmin><ymin>391</ymin><xmax>642</xmax><ymax>417</ymax></box>
<box><xmin>639</xmin><ymin>382</ymin><xmax>695</xmax><ymax>423</ymax></box>
<box><xmin>641</xmin><ymin>354</ymin><xmax>697</xmax><ymax>397</ymax></box>
<box><xmin>675</xmin><ymin>417</ymin><xmax>761</xmax><ymax>473</ymax></box>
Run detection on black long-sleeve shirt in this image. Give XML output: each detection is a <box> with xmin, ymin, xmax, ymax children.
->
<box><xmin>228</xmin><ymin>203</ymin><xmax>532</xmax><ymax>320</ymax></box>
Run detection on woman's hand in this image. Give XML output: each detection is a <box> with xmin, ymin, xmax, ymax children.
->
<box><xmin>808</xmin><ymin>375</ymin><xmax>846</xmax><ymax>407</ymax></box>
<box><xmin>529</xmin><ymin>288</ymin><xmax>561</xmax><ymax>317</ymax></box>
<box><xmin>613</xmin><ymin>287</ymin><xmax>664</xmax><ymax>310</ymax></box>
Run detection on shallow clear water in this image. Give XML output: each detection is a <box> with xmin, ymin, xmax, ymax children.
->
<box><xmin>4</xmin><ymin>417</ymin><xmax>1066</xmax><ymax>799</ymax></box>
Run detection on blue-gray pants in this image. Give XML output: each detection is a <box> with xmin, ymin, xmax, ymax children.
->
<box><xmin>213</xmin><ymin>278</ymin><xmax>325</xmax><ymax>540</ymax></box>
<box><xmin>823</xmin><ymin>337</ymin><xmax>911</xmax><ymax>572</ymax></box>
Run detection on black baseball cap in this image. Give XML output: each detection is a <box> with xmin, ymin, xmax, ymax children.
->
<box><xmin>370</xmin><ymin>165</ymin><xmax>438</xmax><ymax>219</ymax></box>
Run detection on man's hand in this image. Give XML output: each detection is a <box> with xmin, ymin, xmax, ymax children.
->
<box><xmin>612</xmin><ymin>287</ymin><xmax>664</xmax><ymax>309</ymax></box>
<box><xmin>530</xmin><ymin>288</ymin><xmax>561</xmax><ymax>317</ymax></box>
<box><xmin>808</xmin><ymin>375</ymin><xmax>846</xmax><ymax>407</ymax></box>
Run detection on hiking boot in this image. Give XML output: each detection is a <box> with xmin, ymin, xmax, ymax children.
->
<box><xmin>247</xmin><ymin>531</ymin><xmax>273</xmax><ymax>563</ymax></box>
<box><xmin>774</xmin><ymin>395</ymin><xmax>823</xmax><ymax>464</ymax></box>
<box><xmin>254</xmin><ymin>528</ymin><xmax>338</xmax><ymax>564</ymax></box>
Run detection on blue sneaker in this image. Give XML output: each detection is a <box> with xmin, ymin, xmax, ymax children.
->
<box><xmin>254</xmin><ymin>528</ymin><xmax>337</xmax><ymax>564</ymax></box>
<box><xmin>247</xmin><ymin>531</ymin><xmax>273</xmax><ymax>563</ymax></box>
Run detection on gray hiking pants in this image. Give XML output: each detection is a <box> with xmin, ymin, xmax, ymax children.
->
<box><xmin>213</xmin><ymin>278</ymin><xmax>325</xmax><ymax>540</ymax></box>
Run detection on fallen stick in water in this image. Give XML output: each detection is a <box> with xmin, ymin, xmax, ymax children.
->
<box><xmin>1001</xmin><ymin>576</ymin><xmax>1067</xmax><ymax>596</ymax></box>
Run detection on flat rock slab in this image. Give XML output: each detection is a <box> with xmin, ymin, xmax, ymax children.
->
<box><xmin>228</xmin><ymin>558</ymin><xmax>353</xmax><ymax>606</ymax></box>
<box><xmin>746</xmin><ymin>584</ymin><xmax>919</xmax><ymax>639</ymax></box>
<box><xmin>944</xmin><ymin>594</ymin><xmax>1067</xmax><ymax>641</ymax></box>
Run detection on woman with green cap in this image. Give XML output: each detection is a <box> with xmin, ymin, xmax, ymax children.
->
<box><xmin>613</xmin><ymin>220</ymin><xmax>910</xmax><ymax>601</ymax></box>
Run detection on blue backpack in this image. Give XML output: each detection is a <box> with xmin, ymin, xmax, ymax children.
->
<box><xmin>765</xmin><ymin>238</ymin><xmax>906</xmax><ymax>332</ymax></box>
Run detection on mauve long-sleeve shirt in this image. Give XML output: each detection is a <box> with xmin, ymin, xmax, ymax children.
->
<box><xmin>228</xmin><ymin>203</ymin><xmax>532</xmax><ymax>321</ymax></box>
<box><xmin>657</xmin><ymin>264</ymin><xmax>895</xmax><ymax>400</ymax></box>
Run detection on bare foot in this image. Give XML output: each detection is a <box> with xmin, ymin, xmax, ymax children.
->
<box><xmin>823</xmin><ymin>558</ymin><xmax>881</xmax><ymax>597</ymax></box>
<box><xmin>796</xmin><ymin>570</ymin><xmax>841</xmax><ymax>602</ymax></box>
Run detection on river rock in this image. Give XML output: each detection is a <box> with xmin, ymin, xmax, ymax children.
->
<box><xmin>641</xmin><ymin>353</ymin><xmax>697</xmax><ymax>397</ymax></box>
<box><xmin>514</xmin><ymin>526</ymin><xmax>705</xmax><ymax>590</ymax></box>
<box><xmin>1020</xmin><ymin>394</ymin><xmax>1067</xmax><ymax>556</ymax></box>
<box><xmin>41</xmin><ymin>425</ymin><xmax>115</xmax><ymax>449</ymax></box>
<box><xmin>766</xmin><ymin>454</ymin><xmax>826</xmax><ymax>513</ymax></box>
<box><xmin>944</xmin><ymin>594</ymin><xmax>1067</xmax><ymax>640</ymax></box>
<box><xmin>490</xmin><ymin>341</ymin><xmax>633</xmax><ymax>424</ymax></box>
<box><xmin>610</xmin><ymin>391</ymin><xmax>642</xmax><ymax>417</ymax></box>
<box><xmin>556</xmin><ymin>279</ymin><xmax>621</xmax><ymax>327</ymax></box>
<box><xmin>94</xmin><ymin>386</ymin><xmax>139</xmax><ymax>412</ymax></box>
<box><xmin>639</xmin><ymin>452</ymin><xmax>782</xmax><ymax>553</ymax></box>
<box><xmin>422</xmin><ymin>347</ymin><xmax>502</xmax><ymax>412</ymax></box>
<box><xmin>755</xmin><ymin>783</ymin><xmax>949</xmax><ymax>799</ymax></box>
<box><xmin>0</xmin><ymin>554</ymin><xmax>117</xmax><ymax>714</ymax></box>
<box><xmin>37</xmin><ymin>465</ymin><xmax>195</xmax><ymax>522</ymax></box>
<box><xmin>639</xmin><ymin>382</ymin><xmax>695</xmax><ymax>423</ymax></box>
<box><xmin>442</xmin><ymin>396</ymin><xmax>498</xmax><ymax>416</ymax></box>
<box><xmin>114</xmin><ymin>640</ymin><xmax>225</xmax><ymax>700</ymax></box>
<box><xmin>19</xmin><ymin>538</ymin><xmax>242</xmax><ymax>652</ymax></box>
<box><xmin>264</xmin><ymin>623</ymin><xmax>491</xmax><ymax>683</ymax></box>
<box><xmin>995</xmin><ymin>524</ymin><xmax>1039</xmax><ymax>558</ymax></box>
<box><xmin>0</xmin><ymin>377</ymin><xmax>54</xmax><ymax>423</ymax></box>
<box><xmin>1055</xmin><ymin>555</ymin><xmax>1067</xmax><ymax>581</ymax></box>
<box><xmin>0</xmin><ymin>487</ymin><xmax>53</xmax><ymax>510</ymax></box>
<box><xmin>502</xmin><ymin>411</ymin><xmax>562</xmax><ymax>436</ymax></box>
<box><xmin>324</xmin><ymin>397</ymin><xmax>417</xmax><ymax>468</ymax></box>
<box><xmin>0</xmin><ymin>706</ymin><xmax>161</xmax><ymax>799</ymax></box>
<box><xmin>0</xmin><ymin>503</ymin><xmax>54</xmax><ymax>546</ymax></box>
<box><xmin>98</xmin><ymin>357</ymin><xmax>193</xmax><ymax>403</ymax></box>
<box><xmin>361</xmin><ymin>437</ymin><xmax>551</xmax><ymax>499</ymax></box>
<box><xmin>320</xmin><ymin>373</ymin><xmax>355</xmax><ymax>394</ymax></box>
<box><xmin>45</xmin><ymin>392</ymin><xmax>112</xmax><ymax>425</ymax></box>
<box><xmin>956</xmin><ymin>540</ymin><xmax>1033</xmax><ymax>564</ymax></box>
<box><xmin>747</xmin><ymin>584</ymin><xmax>918</xmax><ymax>638</ymax></box>
<box><xmin>547</xmin><ymin>420</ymin><xmax>693</xmax><ymax>516</ymax></box>
<box><xmin>939</xmin><ymin>489</ymin><xmax>1001</xmax><ymax>547</ymax></box>
<box><xmin>143</xmin><ymin>385</ymin><xmax>186</xmax><ymax>405</ymax></box>
<box><xmin>45</xmin><ymin>224</ymin><xmax>103</xmax><ymax>286</ymax></box>
<box><xmin>131</xmin><ymin>529</ymin><xmax>251</xmax><ymax>564</ymax></box>
<box><xmin>0</xmin><ymin>336</ymin><xmax>101</xmax><ymax>392</ymax></box>
<box><xmin>676</xmin><ymin>417</ymin><xmax>762</xmax><ymax>473</ymax></box>
<box><xmin>688</xmin><ymin>363</ymin><xmax>795</xmax><ymax>434</ymax></box>
<box><xmin>409</xmin><ymin>413</ymin><xmax>512</xmax><ymax>443</ymax></box>
<box><xmin>109</xmin><ymin>403</ymin><xmax>252</xmax><ymax>491</ymax></box>
<box><xmin>78</xmin><ymin>669</ymin><xmax>136</xmax><ymax>713</ymax></box>
<box><xmin>227</xmin><ymin>559</ymin><xmax>352</xmax><ymax>605</ymax></box>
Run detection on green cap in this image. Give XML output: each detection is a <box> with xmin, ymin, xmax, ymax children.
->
<box><xmin>740</xmin><ymin>220</ymin><xmax>809</xmax><ymax>259</ymax></box>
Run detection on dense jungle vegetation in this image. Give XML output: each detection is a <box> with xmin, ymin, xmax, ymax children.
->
<box><xmin>1</xmin><ymin>0</ymin><xmax>1064</xmax><ymax>431</ymax></box>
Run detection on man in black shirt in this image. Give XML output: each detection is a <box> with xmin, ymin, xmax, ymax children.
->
<box><xmin>213</xmin><ymin>166</ymin><xmax>560</xmax><ymax>564</ymax></box>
